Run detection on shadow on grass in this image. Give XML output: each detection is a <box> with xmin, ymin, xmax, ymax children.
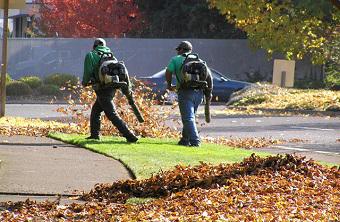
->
<box><xmin>82</xmin><ymin>140</ymin><xmax>128</xmax><ymax>145</ymax></box>
<box><xmin>77</xmin><ymin>138</ymin><xmax>179</xmax><ymax>146</ymax></box>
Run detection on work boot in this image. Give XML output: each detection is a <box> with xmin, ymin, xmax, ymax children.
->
<box><xmin>86</xmin><ymin>135</ymin><xmax>100</xmax><ymax>140</ymax></box>
<box><xmin>178</xmin><ymin>138</ymin><xmax>190</xmax><ymax>146</ymax></box>
<box><xmin>190</xmin><ymin>143</ymin><xmax>201</xmax><ymax>147</ymax></box>
<box><xmin>126</xmin><ymin>135</ymin><xmax>139</xmax><ymax>143</ymax></box>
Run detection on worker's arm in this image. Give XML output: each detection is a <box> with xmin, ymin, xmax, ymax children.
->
<box><xmin>165</xmin><ymin>68</ymin><xmax>175</xmax><ymax>90</ymax></box>
<box><xmin>166</xmin><ymin>57</ymin><xmax>176</xmax><ymax>91</ymax></box>
<box><xmin>82</xmin><ymin>52</ymin><xmax>95</xmax><ymax>86</ymax></box>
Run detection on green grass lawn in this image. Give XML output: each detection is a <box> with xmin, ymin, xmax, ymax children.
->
<box><xmin>49</xmin><ymin>133</ymin><xmax>270</xmax><ymax>179</ymax></box>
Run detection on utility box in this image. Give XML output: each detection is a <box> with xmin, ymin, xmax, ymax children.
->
<box><xmin>272</xmin><ymin>59</ymin><xmax>295</xmax><ymax>87</ymax></box>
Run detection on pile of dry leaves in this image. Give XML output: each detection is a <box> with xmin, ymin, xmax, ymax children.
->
<box><xmin>1</xmin><ymin>154</ymin><xmax>339</xmax><ymax>221</ymax></box>
<box><xmin>229</xmin><ymin>83</ymin><xmax>340</xmax><ymax>111</ymax></box>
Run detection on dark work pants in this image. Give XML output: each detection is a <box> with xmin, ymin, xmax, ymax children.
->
<box><xmin>90</xmin><ymin>87</ymin><xmax>135</xmax><ymax>139</ymax></box>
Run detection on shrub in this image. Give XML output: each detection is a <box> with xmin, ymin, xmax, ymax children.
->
<box><xmin>324</xmin><ymin>63</ymin><xmax>340</xmax><ymax>90</ymax></box>
<box><xmin>294</xmin><ymin>79</ymin><xmax>325</xmax><ymax>89</ymax></box>
<box><xmin>6</xmin><ymin>73</ymin><xmax>12</xmax><ymax>84</ymax></box>
<box><xmin>37</xmin><ymin>84</ymin><xmax>61</xmax><ymax>96</ymax></box>
<box><xmin>6</xmin><ymin>81</ymin><xmax>33</xmax><ymax>96</ymax></box>
<box><xmin>19</xmin><ymin>76</ymin><xmax>42</xmax><ymax>89</ymax></box>
<box><xmin>43</xmin><ymin>73</ymin><xmax>78</xmax><ymax>88</ymax></box>
<box><xmin>0</xmin><ymin>73</ymin><xmax>12</xmax><ymax>85</ymax></box>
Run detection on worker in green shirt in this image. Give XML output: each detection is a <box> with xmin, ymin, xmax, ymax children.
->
<box><xmin>166</xmin><ymin>41</ymin><xmax>213</xmax><ymax>147</ymax></box>
<box><xmin>82</xmin><ymin>38</ymin><xmax>138</xmax><ymax>143</ymax></box>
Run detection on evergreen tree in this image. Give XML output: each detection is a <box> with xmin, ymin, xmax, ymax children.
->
<box><xmin>133</xmin><ymin>0</ymin><xmax>246</xmax><ymax>39</ymax></box>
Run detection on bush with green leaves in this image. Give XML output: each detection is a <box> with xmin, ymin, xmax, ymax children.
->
<box><xmin>43</xmin><ymin>73</ymin><xmax>78</xmax><ymax>88</ymax></box>
<box><xmin>37</xmin><ymin>84</ymin><xmax>61</xmax><ymax>96</ymax></box>
<box><xmin>19</xmin><ymin>76</ymin><xmax>42</xmax><ymax>89</ymax></box>
<box><xmin>324</xmin><ymin>63</ymin><xmax>340</xmax><ymax>90</ymax></box>
<box><xmin>6</xmin><ymin>81</ymin><xmax>33</xmax><ymax>96</ymax></box>
<box><xmin>294</xmin><ymin>79</ymin><xmax>325</xmax><ymax>89</ymax></box>
<box><xmin>6</xmin><ymin>73</ymin><xmax>12</xmax><ymax>84</ymax></box>
<box><xmin>0</xmin><ymin>73</ymin><xmax>12</xmax><ymax>85</ymax></box>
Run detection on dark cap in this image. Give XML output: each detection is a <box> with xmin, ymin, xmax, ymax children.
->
<box><xmin>93</xmin><ymin>38</ymin><xmax>106</xmax><ymax>48</ymax></box>
<box><xmin>176</xmin><ymin>41</ymin><xmax>192</xmax><ymax>51</ymax></box>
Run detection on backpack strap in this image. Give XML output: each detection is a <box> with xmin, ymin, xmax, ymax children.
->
<box><xmin>95</xmin><ymin>51</ymin><xmax>116</xmax><ymax>60</ymax></box>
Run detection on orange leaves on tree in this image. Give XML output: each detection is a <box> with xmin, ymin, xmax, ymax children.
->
<box><xmin>37</xmin><ymin>0</ymin><xmax>143</xmax><ymax>37</ymax></box>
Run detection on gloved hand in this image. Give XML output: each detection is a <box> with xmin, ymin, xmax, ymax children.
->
<box><xmin>167</xmin><ymin>83</ymin><xmax>176</xmax><ymax>91</ymax></box>
<box><xmin>82</xmin><ymin>78</ymin><xmax>96</xmax><ymax>87</ymax></box>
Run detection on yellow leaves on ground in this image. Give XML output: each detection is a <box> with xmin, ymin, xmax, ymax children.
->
<box><xmin>0</xmin><ymin>117</ymin><xmax>78</xmax><ymax>137</ymax></box>
<box><xmin>1</xmin><ymin>154</ymin><xmax>339</xmax><ymax>221</ymax></box>
<box><xmin>231</xmin><ymin>83</ymin><xmax>340</xmax><ymax>111</ymax></box>
<box><xmin>203</xmin><ymin>136</ymin><xmax>284</xmax><ymax>149</ymax></box>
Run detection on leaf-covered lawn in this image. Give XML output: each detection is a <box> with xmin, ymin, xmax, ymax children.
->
<box><xmin>49</xmin><ymin>133</ymin><xmax>269</xmax><ymax>179</ymax></box>
<box><xmin>1</xmin><ymin>154</ymin><xmax>339</xmax><ymax>221</ymax></box>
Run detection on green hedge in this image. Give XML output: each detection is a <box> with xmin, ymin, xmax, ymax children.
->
<box><xmin>324</xmin><ymin>68</ymin><xmax>340</xmax><ymax>90</ymax></box>
<box><xmin>6</xmin><ymin>81</ymin><xmax>33</xmax><ymax>96</ymax></box>
<box><xmin>43</xmin><ymin>73</ymin><xmax>78</xmax><ymax>87</ymax></box>
<box><xmin>0</xmin><ymin>73</ymin><xmax>12</xmax><ymax>85</ymax></box>
<box><xmin>37</xmin><ymin>84</ymin><xmax>61</xmax><ymax>96</ymax></box>
<box><xmin>294</xmin><ymin>80</ymin><xmax>325</xmax><ymax>89</ymax></box>
<box><xmin>19</xmin><ymin>76</ymin><xmax>42</xmax><ymax>89</ymax></box>
<box><xmin>6</xmin><ymin>73</ymin><xmax>12</xmax><ymax>84</ymax></box>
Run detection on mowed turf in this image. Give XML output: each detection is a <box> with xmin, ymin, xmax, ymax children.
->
<box><xmin>49</xmin><ymin>133</ymin><xmax>270</xmax><ymax>179</ymax></box>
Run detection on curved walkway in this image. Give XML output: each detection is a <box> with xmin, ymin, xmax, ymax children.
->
<box><xmin>0</xmin><ymin>135</ymin><xmax>131</xmax><ymax>202</ymax></box>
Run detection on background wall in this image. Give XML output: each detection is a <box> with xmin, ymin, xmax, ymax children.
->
<box><xmin>4</xmin><ymin>38</ymin><xmax>322</xmax><ymax>81</ymax></box>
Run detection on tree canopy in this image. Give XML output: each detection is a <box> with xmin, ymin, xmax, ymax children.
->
<box><xmin>36</xmin><ymin>0</ymin><xmax>142</xmax><ymax>38</ymax></box>
<box><xmin>209</xmin><ymin>0</ymin><xmax>339</xmax><ymax>64</ymax></box>
<box><xmin>133</xmin><ymin>0</ymin><xmax>246</xmax><ymax>39</ymax></box>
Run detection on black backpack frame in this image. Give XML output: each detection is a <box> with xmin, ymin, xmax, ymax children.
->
<box><xmin>179</xmin><ymin>53</ymin><xmax>208</xmax><ymax>89</ymax></box>
<box><xmin>96</xmin><ymin>51</ymin><xmax>129</xmax><ymax>89</ymax></box>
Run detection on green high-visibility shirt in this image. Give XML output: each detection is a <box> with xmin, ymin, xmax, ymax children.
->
<box><xmin>167</xmin><ymin>54</ymin><xmax>186</xmax><ymax>89</ymax></box>
<box><xmin>82</xmin><ymin>45</ymin><xmax>111</xmax><ymax>86</ymax></box>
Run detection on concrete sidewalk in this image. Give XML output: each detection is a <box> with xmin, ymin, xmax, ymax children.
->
<box><xmin>0</xmin><ymin>135</ymin><xmax>131</xmax><ymax>203</ymax></box>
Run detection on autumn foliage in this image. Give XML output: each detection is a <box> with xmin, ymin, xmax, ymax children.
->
<box><xmin>1</xmin><ymin>154</ymin><xmax>339</xmax><ymax>221</ymax></box>
<box><xmin>36</xmin><ymin>0</ymin><xmax>142</xmax><ymax>37</ymax></box>
<box><xmin>57</xmin><ymin>79</ymin><xmax>180</xmax><ymax>138</ymax></box>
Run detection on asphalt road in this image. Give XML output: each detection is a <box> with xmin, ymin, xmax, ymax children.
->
<box><xmin>4</xmin><ymin>104</ymin><xmax>340</xmax><ymax>158</ymax></box>
<box><xmin>199</xmin><ymin>112</ymin><xmax>340</xmax><ymax>154</ymax></box>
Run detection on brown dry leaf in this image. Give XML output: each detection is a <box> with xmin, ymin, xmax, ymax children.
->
<box><xmin>288</xmin><ymin>138</ymin><xmax>308</xmax><ymax>143</ymax></box>
<box><xmin>1</xmin><ymin>154</ymin><xmax>339</xmax><ymax>221</ymax></box>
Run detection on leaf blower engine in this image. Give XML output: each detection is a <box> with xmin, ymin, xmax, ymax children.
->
<box><xmin>98</xmin><ymin>53</ymin><xmax>129</xmax><ymax>88</ymax></box>
<box><xmin>97</xmin><ymin>52</ymin><xmax>145</xmax><ymax>123</ymax></box>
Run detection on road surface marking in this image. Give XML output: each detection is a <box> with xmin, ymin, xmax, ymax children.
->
<box><xmin>290</xmin><ymin>126</ymin><xmax>334</xmax><ymax>131</ymax></box>
<box><xmin>314</xmin><ymin>151</ymin><xmax>340</xmax><ymax>155</ymax></box>
<box><xmin>273</xmin><ymin>145</ymin><xmax>340</xmax><ymax>156</ymax></box>
<box><xmin>273</xmin><ymin>145</ymin><xmax>309</xmax><ymax>152</ymax></box>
